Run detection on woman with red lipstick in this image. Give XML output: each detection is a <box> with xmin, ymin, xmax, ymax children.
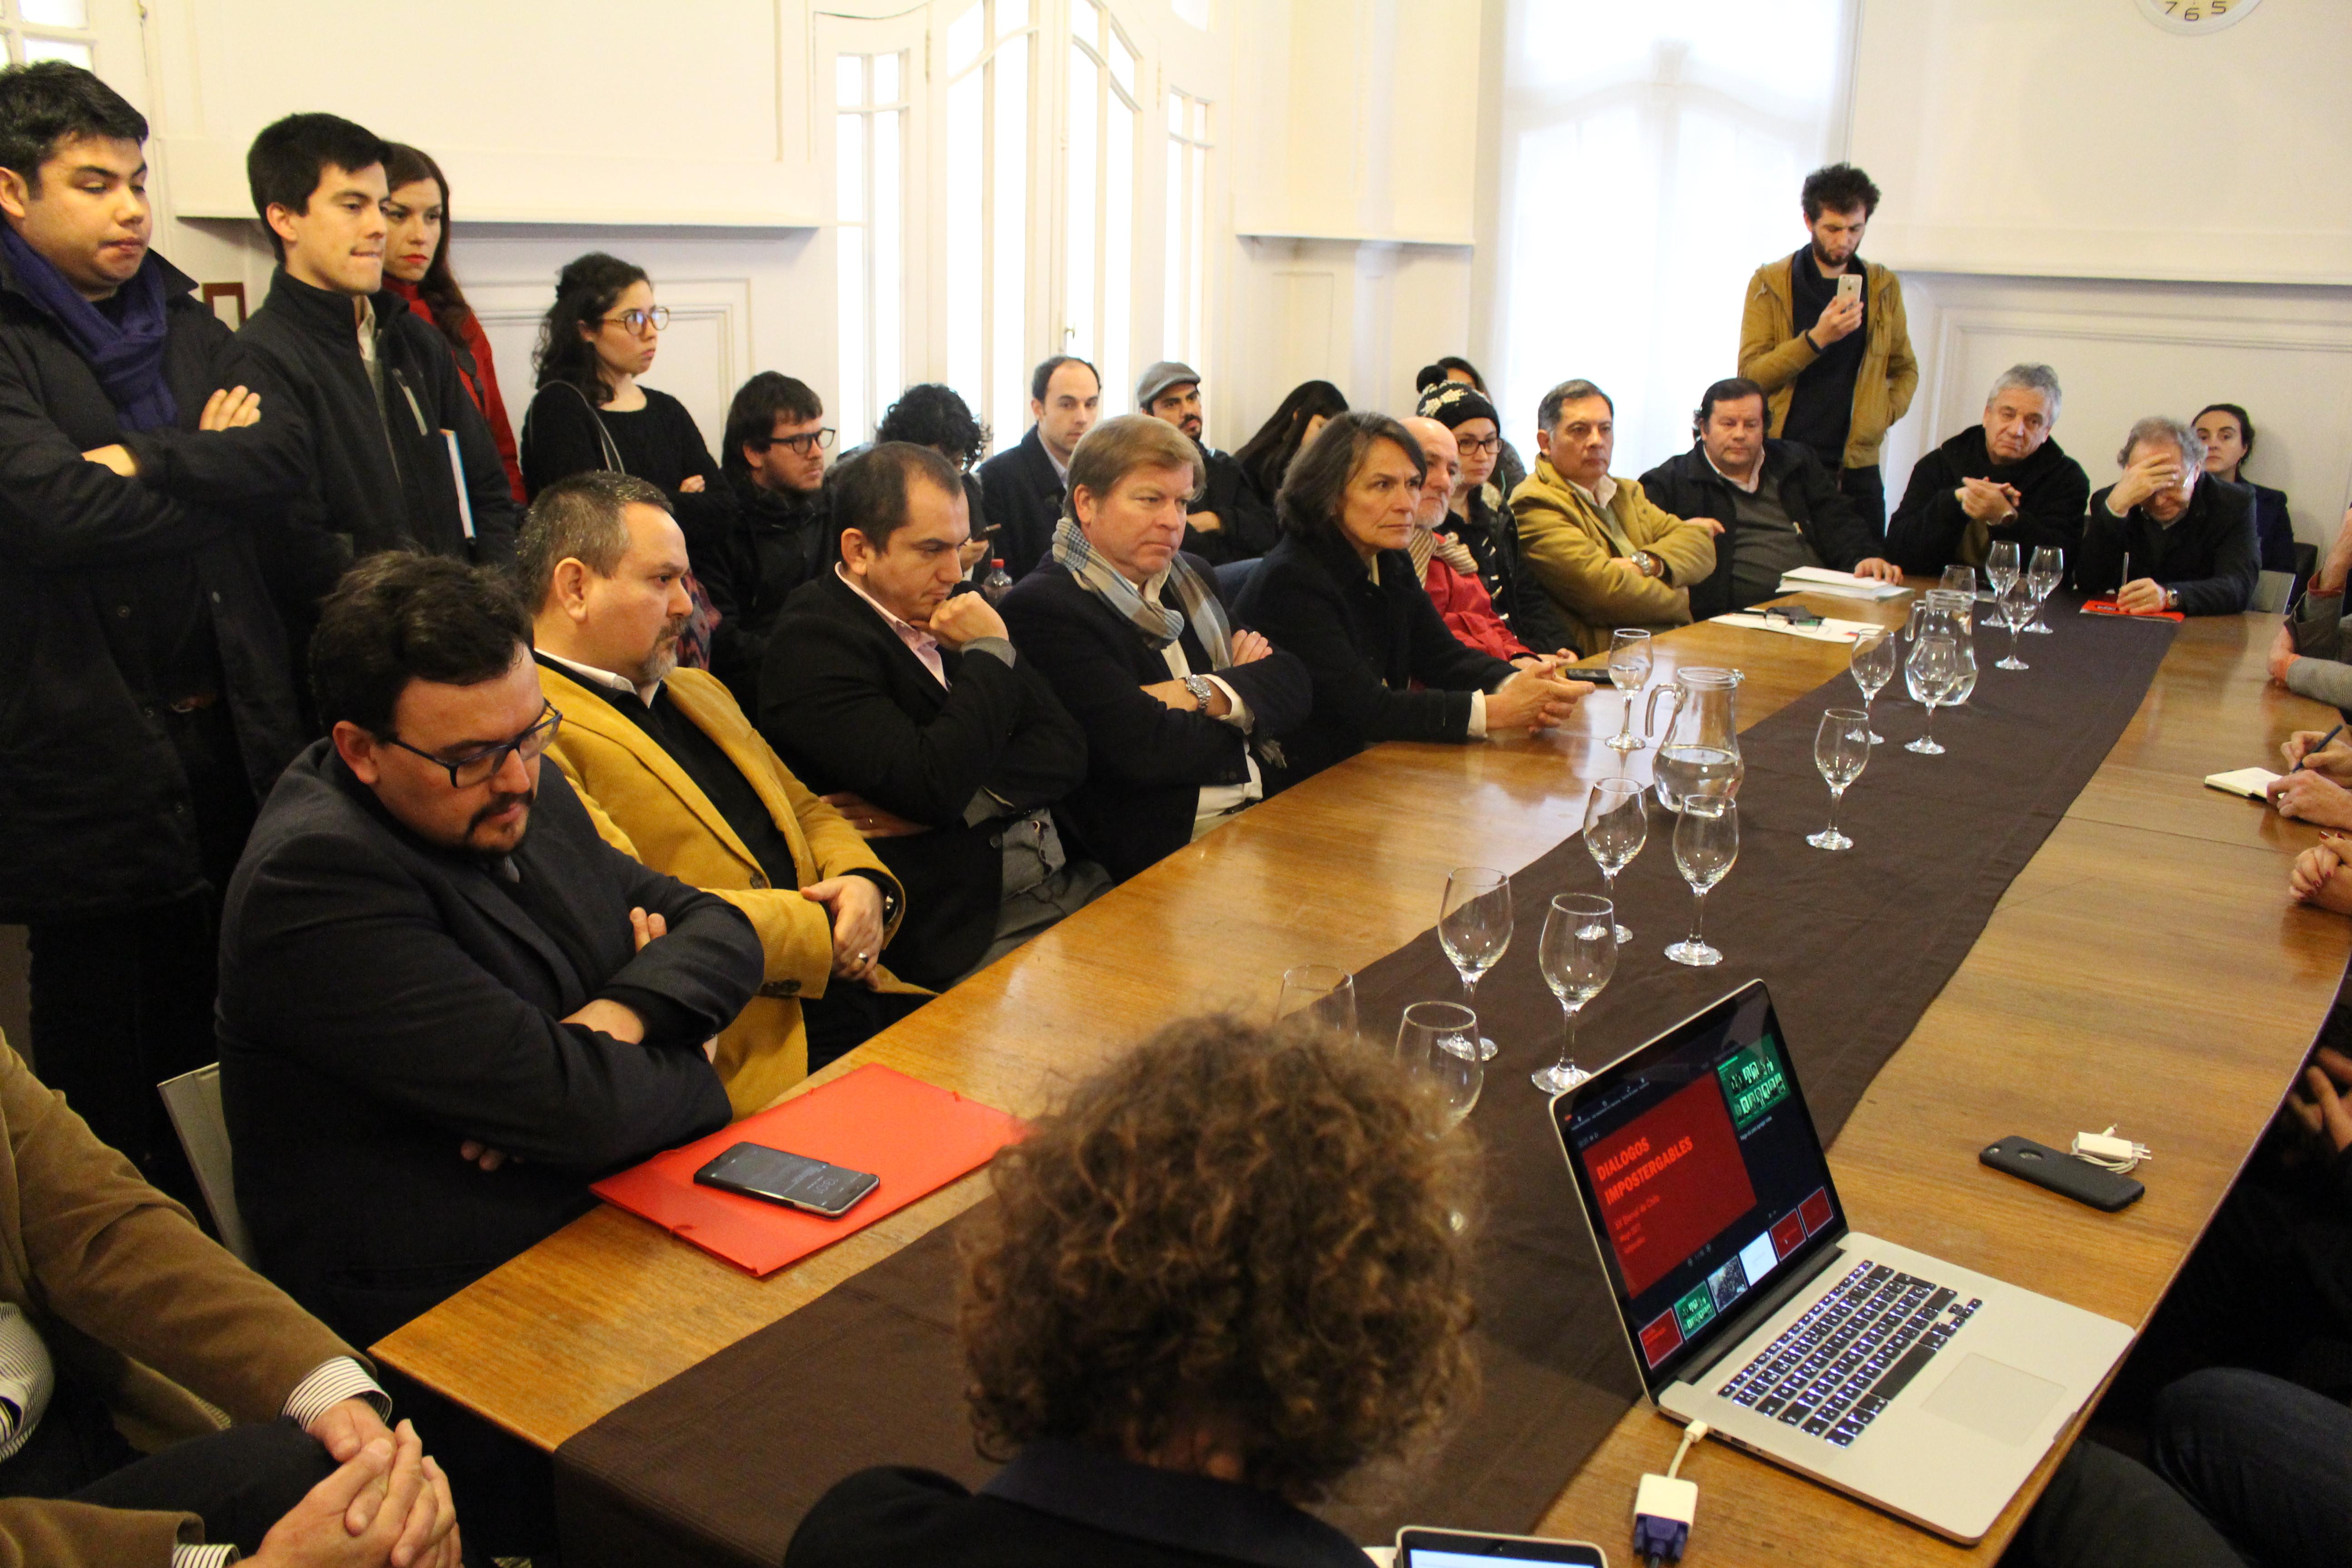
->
<box><xmin>380</xmin><ymin>143</ymin><xmax>524</xmax><ymax>502</ymax></box>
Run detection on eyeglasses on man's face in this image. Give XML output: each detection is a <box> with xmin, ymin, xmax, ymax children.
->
<box><xmin>600</xmin><ymin>306</ymin><xmax>671</xmax><ymax>335</ymax></box>
<box><xmin>383</xmin><ymin>701</ymin><xmax>563</xmax><ymax>789</ymax></box>
<box><xmin>764</xmin><ymin>427</ymin><xmax>837</xmax><ymax>457</ymax></box>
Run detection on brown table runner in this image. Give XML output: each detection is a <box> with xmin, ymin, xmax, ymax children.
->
<box><xmin>554</xmin><ymin>605</ymin><xmax>2179</xmax><ymax>1565</ymax></box>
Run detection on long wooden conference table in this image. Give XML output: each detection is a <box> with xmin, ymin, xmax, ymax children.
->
<box><xmin>380</xmin><ymin>588</ymin><xmax>2352</xmax><ymax>1565</ymax></box>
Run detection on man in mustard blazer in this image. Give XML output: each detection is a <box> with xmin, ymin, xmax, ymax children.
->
<box><xmin>521</xmin><ymin>472</ymin><xmax>928</xmax><ymax>1112</ymax></box>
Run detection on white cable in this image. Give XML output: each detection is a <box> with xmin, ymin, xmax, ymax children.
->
<box><xmin>2071</xmin><ymin>1125</ymin><xmax>2151</xmax><ymax>1175</ymax></box>
<box><xmin>1667</xmin><ymin>1419</ymin><xmax>1711</xmax><ymax>1480</ymax></box>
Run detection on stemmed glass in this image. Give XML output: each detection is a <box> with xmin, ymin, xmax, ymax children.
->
<box><xmin>2024</xmin><ymin>546</ymin><xmax>2063</xmax><ymax>634</ymax></box>
<box><xmin>1604</xmin><ymin>629</ymin><xmax>1653</xmax><ymax>754</ymax></box>
<box><xmin>1808</xmin><ymin>709</ymin><xmax>1871</xmax><ymax>851</ymax></box>
<box><xmin>1992</xmin><ymin>580</ymin><xmax>2033</xmax><ymax>671</ymax></box>
<box><xmin>1275</xmin><ymin>965</ymin><xmax>1356</xmax><ymax>1034</ymax></box>
<box><xmin>1950</xmin><ymin>632</ymin><xmax>1980</xmax><ymax>708</ymax></box>
<box><xmin>1397</xmin><ymin>1001</ymin><xmax>1484</xmax><ymax>1132</ymax></box>
<box><xmin>1666</xmin><ymin>794</ymin><xmax>1738</xmax><ymax>968</ymax></box>
<box><xmin>1849</xmin><ymin>628</ymin><xmax>1895</xmax><ymax>745</ymax></box>
<box><xmin>1940</xmin><ymin>565</ymin><xmax>1977</xmax><ymax>598</ymax></box>
<box><xmin>1583</xmin><ymin>779</ymin><xmax>1646</xmax><ymax>944</ymax></box>
<box><xmin>1439</xmin><ymin>868</ymin><xmax>1512</xmax><ymax>1061</ymax></box>
<box><xmin>1533</xmin><ymin>894</ymin><xmax>1617</xmax><ymax>1094</ymax></box>
<box><xmin>1985</xmin><ymin>540</ymin><xmax>2021</xmax><ymax>599</ymax></box>
<box><xmin>1905</xmin><ymin>634</ymin><xmax>1960</xmax><ymax>755</ymax></box>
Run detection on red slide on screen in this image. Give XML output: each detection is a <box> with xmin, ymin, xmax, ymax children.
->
<box><xmin>1582</xmin><ymin>1076</ymin><xmax>1757</xmax><ymax>1298</ymax></box>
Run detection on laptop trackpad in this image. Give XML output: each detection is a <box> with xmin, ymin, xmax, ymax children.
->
<box><xmin>1921</xmin><ymin>1354</ymin><xmax>2065</xmax><ymax>1446</ymax></box>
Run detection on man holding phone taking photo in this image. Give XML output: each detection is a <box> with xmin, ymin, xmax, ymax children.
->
<box><xmin>1738</xmin><ymin>162</ymin><xmax>1918</xmax><ymax>534</ymax></box>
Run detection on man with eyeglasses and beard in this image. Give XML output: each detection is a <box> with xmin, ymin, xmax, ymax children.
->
<box><xmin>215</xmin><ymin>552</ymin><xmax>760</xmax><ymax>1559</ymax></box>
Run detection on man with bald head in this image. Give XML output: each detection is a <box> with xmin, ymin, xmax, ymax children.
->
<box><xmin>1403</xmin><ymin>416</ymin><xmax>1551</xmax><ymax>663</ymax></box>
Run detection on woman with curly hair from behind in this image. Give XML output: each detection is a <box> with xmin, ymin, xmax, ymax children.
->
<box><xmin>784</xmin><ymin>1014</ymin><xmax>1482</xmax><ymax>1567</ymax></box>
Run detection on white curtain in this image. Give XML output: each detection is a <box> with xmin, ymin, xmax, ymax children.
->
<box><xmin>1493</xmin><ymin>0</ymin><xmax>1854</xmax><ymax>480</ymax></box>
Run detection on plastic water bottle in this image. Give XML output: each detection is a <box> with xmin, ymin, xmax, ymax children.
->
<box><xmin>980</xmin><ymin>558</ymin><xmax>1014</xmax><ymax>604</ymax></box>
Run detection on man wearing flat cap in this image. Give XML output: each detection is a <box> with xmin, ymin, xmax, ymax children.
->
<box><xmin>1136</xmin><ymin>360</ymin><xmax>1277</xmax><ymax>565</ymax></box>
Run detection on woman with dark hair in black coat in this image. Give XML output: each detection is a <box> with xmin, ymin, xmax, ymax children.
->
<box><xmin>2194</xmin><ymin>402</ymin><xmax>2298</xmax><ymax>578</ymax></box>
<box><xmin>1227</xmin><ymin>412</ymin><xmax>1590</xmax><ymax>782</ymax></box>
<box><xmin>1232</xmin><ymin>379</ymin><xmax>1348</xmax><ymax>510</ymax></box>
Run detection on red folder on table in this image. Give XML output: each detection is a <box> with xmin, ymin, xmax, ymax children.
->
<box><xmin>2079</xmin><ymin>598</ymin><xmax>2185</xmax><ymax>622</ymax></box>
<box><xmin>592</xmin><ymin>1064</ymin><xmax>1022</xmax><ymax>1277</ymax></box>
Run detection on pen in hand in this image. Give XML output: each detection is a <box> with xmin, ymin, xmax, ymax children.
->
<box><xmin>2294</xmin><ymin>722</ymin><xmax>2346</xmax><ymax>775</ymax></box>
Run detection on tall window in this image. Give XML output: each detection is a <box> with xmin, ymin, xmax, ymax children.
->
<box><xmin>1493</xmin><ymin>0</ymin><xmax>1853</xmax><ymax>471</ymax></box>
<box><xmin>1062</xmin><ymin>0</ymin><xmax>1138</xmax><ymax>412</ymax></box>
<box><xmin>836</xmin><ymin>52</ymin><xmax>909</xmax><ymax>448</ymax></box>
<box><xmin>3</xmin><ymin>0</ymin><xmax>95</xmax><ymax>66</ymax></box>
<box><xmin>946</xmin><ymin>0</ymin><xmax>1035</xmax><ymax>447</ymax></box>
<box><xmin>1163</xmin><ymin>91</ymin><xmax>1211</xmax><ymax>374</ymax></box>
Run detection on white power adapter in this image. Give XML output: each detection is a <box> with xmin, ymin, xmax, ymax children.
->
<box><xmin>1632</xmin><ymin>1420</ymin><xmax>1709</xmax><ymax>1566</ymax></box>
<box><xmin>2071</xmin><ymin>1126</ymin><xmax>2151</xmax><ymax>1174</ymax></box>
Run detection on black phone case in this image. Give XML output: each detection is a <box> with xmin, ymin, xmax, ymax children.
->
<box><xmin>1980</xmin><ymin>1136</ymin><xmax>2143</xmax><ymax>1211</ymax></box>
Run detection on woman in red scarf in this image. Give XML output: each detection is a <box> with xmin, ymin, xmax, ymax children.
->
<box><xmin>381</xmin><ymin>142</ymin><xmax>527</xmax><ymax>502</ymax></box>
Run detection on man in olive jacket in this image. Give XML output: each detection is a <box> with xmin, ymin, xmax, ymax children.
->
<box><xmin>525</xmin><ymin>473</ymin><xmax>928</xmax><ymax>1100</ymax></box>
<box><xmin>1737</xmin><ymin>162</ymin><xmax>1918</xmax><ymax>530</ymax></box>
<box><xmin>0</xmin><ymin>1035</ymin><xmax>458</xmax><ymax>1568</ymax></box>
<box><xmin>1508</xmin><ymin>378</ymin><xmax>1718</xmax><ymax>656</ymax></box>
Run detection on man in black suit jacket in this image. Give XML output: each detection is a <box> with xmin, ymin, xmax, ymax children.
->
<box><xmin>218</xmin><ymin>554</ymin><xmax>757</xmax><ymax>1553</ymax></box>
<box><xmin>1000</xmin><ymin>415</ymin><xmax>1310</xmax><ymax>882</ymax></box>
<box><xmin>976</xmin><ymin>354</ymin><xmax>1100</xmax><ymax>578</ymax></box>
<box><xmin>760</xmin><ymin>443</ymin><xmax>1100</xmax><ymax>990</ymax></box>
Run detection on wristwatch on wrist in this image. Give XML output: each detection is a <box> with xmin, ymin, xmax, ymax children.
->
<box><xmin>2164</xmin><ymin>587</ymin><xmax>2180</xmax><ymax>612</ymax></box>
<box><xmin>1181</xmin><ymin>675</ymin><xmax>1217</xmax><ymax>710</ymax></box>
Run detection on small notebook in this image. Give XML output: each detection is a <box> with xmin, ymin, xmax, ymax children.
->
<box><xmin>2203</xmin><ymin>767</ymin><xmax>2283</xmax><ymax>799</ymax></box>
<box><xmin>592</xmin><ymin>1063</ymin><xmax>1022</xmax><ymax>1277</ymax></box>
<box><xmin>1777</xmin><ymin>566</ymin><xmax>1910</xmax><ymax>601</ymax></box>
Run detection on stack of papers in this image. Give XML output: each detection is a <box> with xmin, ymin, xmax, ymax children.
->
<box><xmin>1777</xmin><ymin>566</ymin><xmax>1910</xmax><ymax>602</ymax></box>
<box><xmin>1712</xmin><ymin>611</ymin><xmax>1885</xmax><ymax>643</ymax></box>
<box><xmin>2203</xmin><ymin>767</ymin><xmax>2282</xmax><ymax>800</ymax></box>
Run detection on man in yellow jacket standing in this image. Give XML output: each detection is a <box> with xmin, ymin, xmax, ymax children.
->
<box><xmin>522</xmin><ymin>473</ymin><xmax>926</xmax><ymax>1114</ymax></box>
<box><xmin>1509</xmin><ymin>379</ymin><xmax>1720</xmax><ymax>657</ymax></box>
<box><xmin>1738</xmin><ymin>162</ymin><xmax>1917</xmax><ymax>533</ymax></box>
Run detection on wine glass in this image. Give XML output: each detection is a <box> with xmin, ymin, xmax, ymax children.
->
<box><xmin>1904</xmin><ymin>633</ymin><xmax>1959</xmax><ymax>755</ymax></box>
<box><xmin>1275</xmin><ymin>965</ymin><xmax>1356</xmax><ymax>1034</ymax></box>
<box><xmin>1397</xmin><ymin>1001</ymin><xmax>1484</xmax><ymax>1132</ymax></box>
<box><xmin>1940</xmin><ymin>564</ymin><xmax>1976</xmax><ymax>598</ymax></box>
<box><xmin>2025</xmin><ymin>546</ymin><xmax>2063</xmax><ymax>634</ymax></box>
<box><xmin>1534</xmin><ymin>894</ymin><xmax>1617</xmax><ymax>1094</ymax></box>
<box><xmin>1849</xmin><ymin>628</ymin><xmax>1895</xmax><ymax>745</ymax></box>
<box><xmin>1992</xmin><ymin>579</ymin><xmax>2033</xmax><ymax>671</ymax></box>
<box><xmin>1583</xmin><ymin>779</ymin><xmax>1646</xmax><ymax>943</ymax></box>
<box><xmin>1666</xmin><ymin>794</ymin><xmax>1738</xmax><ymax>968</ymax></box>
<box><xmin>1808</xmin><ymin>708</ymin><xmax>1871</xmax><ymax>852</ymax></box>
<box><xmin>1439</xmin><ymin>868</ymin><xmax>1511</xmax><ymax>1061</ymax></box>
<box><xmin>1949</xmin><ymin>632</ymin><xmax>1980</xmax><ymax>708</ymax></box>
<box><xmin>1985</xmin><ymin>540</ymin><xmax>2021</xmax><ymax>598</ymax></box>
<box><xmin>1604</xmin><ymin>629</ymin><xmax>1652</xmax><ymax>754</ymax></box>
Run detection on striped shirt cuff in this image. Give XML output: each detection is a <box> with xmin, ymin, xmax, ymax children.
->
<box><xmin>173</xmin><ymin>1544</ymin><xmax>238</xmax><ymax>1568</ymax></box>
<box><xmin>281</xmin><ymin>1357</ymin><xmax>388</xmax><ymax>1430</ymax></box>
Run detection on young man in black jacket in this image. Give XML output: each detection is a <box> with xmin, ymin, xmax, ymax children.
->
<box><xmin>759</xmin><ymin>443</ymin><xmax>1102</xmax><ymax>990</ymax></box>
<box><xmin>218</xmin><ymin>555</ymin><xmax>756</xmax><ymax>1555</ymax></box>
<box><xmin>1134</xmin><ymin>360</ymin><xmax>1278</xmax><ymax>565</ymax></box>
<box><xmin>2080</xmin><ymin>415</ymin><xmax>2259</xmax><ymax>616</ymax></box>
<box><xmin>235</xmin><ymin>113</ymin><xmax>519</xmax><ymax>652</ymax></box>
<box><xmin>0</xmin><ymin>62</ymin><xmax>308</xmax><ymax>1198</ymax></box>
<box><xmin>1000</xmin><ymin>415</ymin><xmax>1311</xmax><ymax>882</ymax></box>
<box><xmin>977</xmin><ymin>354</ymin><xmax>1100</xmax><ymax>579</ymax></box>
<box><xmin>1886</xmin><ymin>363</ymin><xmax>2090</xmax><ymax>577</ymax></box>
<box><xmin>701</xmin><ymin>370</ymin><xmax>834</xmax><ymax>714</ymax></box>
<box><xmin>1638</xmin><ymin>377</ymin><xmax>1900</xmax><ymax>622</ymax></box>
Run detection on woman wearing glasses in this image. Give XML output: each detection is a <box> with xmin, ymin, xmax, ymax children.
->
<box><xmin>1414</xmin><ymin>379</ymin><xmax>1577</xmax><ymax>657</ymax></box>
<box><xmin>523</xmin><ymin>251</ymin><xmax>730</xmax><ymax>664</ymax></box>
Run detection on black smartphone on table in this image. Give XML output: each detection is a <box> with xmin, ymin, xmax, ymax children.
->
<box><xmin>693</xmin><ymin>1142</ymin><xmax>880</xmax><ymax>1218</ymax></box>
<box><xmin>1395</xmin><ymin>1527</ymin><xmax>1607</xmax><ymax>1567</ymax></box>
<box><xmin>1979</xmin><ymin>1135</ymin><xmax>2143</xmax><ymax>1212</ymax></box>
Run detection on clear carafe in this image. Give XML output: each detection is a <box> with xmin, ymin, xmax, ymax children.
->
<box><xmin>1906</xmin><ymin>590</ymin><xmax>1977</xmax><ymax>703</ymax></box>
<box><xmin>1645</xmin><ymin>667</ymin><xmax>1745</xmax><ymax>812</ymax></box>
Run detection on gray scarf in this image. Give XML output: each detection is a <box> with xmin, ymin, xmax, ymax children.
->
<box><xmin>1050</xmin><ymin>516</ymin><xmax>1234</xmax><ymax>670</ymax></box>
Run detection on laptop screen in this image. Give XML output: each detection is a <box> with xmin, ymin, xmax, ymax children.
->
<box><xmin>1553</xmin><ymin>981</ymin><xmax>1847</xmax><ymax>1393</ymax></box>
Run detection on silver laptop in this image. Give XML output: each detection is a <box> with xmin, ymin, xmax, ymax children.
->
<box><xmin>1548</xmin><ymin>980</ymin><xmax>2133</xmax><ymax>1542</ymax></box>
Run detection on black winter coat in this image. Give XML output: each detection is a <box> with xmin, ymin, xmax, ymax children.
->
<box><xmin>1639</xmin><ymin>439</ymin><xmax>1881</xmax><ymax>620</ymax></box>
<box><xmin>692</xmin><ymin>470</ymin><xmax>832</xmax><ymax>714</ymax></box>
<box><xmin>1228</xmin><ymin>530</ymin><xmax>1516</xmax><ymax>783</ymax></box>
<box><xmin>2080</xmin><ymin>479</ymin><xmax>2259</xmax><ymax>617</ymax></box>
<box><xmin>975</xmin><ymin>425</ymin><xmax>1064</xmax><ymax>580</ymax></box>
<box><xmin>999</xmin><ymin>559</ymin><xmax>1311</xmax><ymax>880</ymax></box>
<box><xmin>1435</xmin><ymin>487</ymin><xmax>1577</xmax><ymax>655</ymax></box>
<box><xmin>235</xmin><ymin>269</ymin><xmax>519</xmax><ymax>621</ymax></box>
<box><xmin>0</xmin><ymin>248</ymin><xmax>306</xmax><ymax>921</ymax></box>
<box><xmin>1186</xmin><ymin>443</ymin><xmax>1279</xmax><ymax>564</ymax></box>
<box><xmin>1884</xmin><ymin>426</ymin><xmax>2090</xmax><ymax>577</ymax></box>
<box><xmin>757</xmin><ymin>572</ymin><xmax>1088</xmax><ymax>987</ymax></box>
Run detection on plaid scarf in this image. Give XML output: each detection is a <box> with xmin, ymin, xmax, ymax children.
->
<box><xmin>1050</xmin><ymin>516</ymin><xmax>1234</xmax><ymax>670</ymax></box>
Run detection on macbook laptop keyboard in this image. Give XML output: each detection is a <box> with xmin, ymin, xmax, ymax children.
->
<box><xmin>1720</xmin><ymin>1261</ymin><xmax>1982</xmax><ymax>1446</ymax></box>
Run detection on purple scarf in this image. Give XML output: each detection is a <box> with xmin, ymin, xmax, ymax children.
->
<box><xmin>1</xmin><ymin>224</ymin><xmax>176</xmax><ymax>432</ymax></box>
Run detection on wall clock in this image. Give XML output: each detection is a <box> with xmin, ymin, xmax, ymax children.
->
<box><xmin>2136</xmin><ymin>0</ymin><xmax>2263</xmax><ymax>33</ymax></box>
